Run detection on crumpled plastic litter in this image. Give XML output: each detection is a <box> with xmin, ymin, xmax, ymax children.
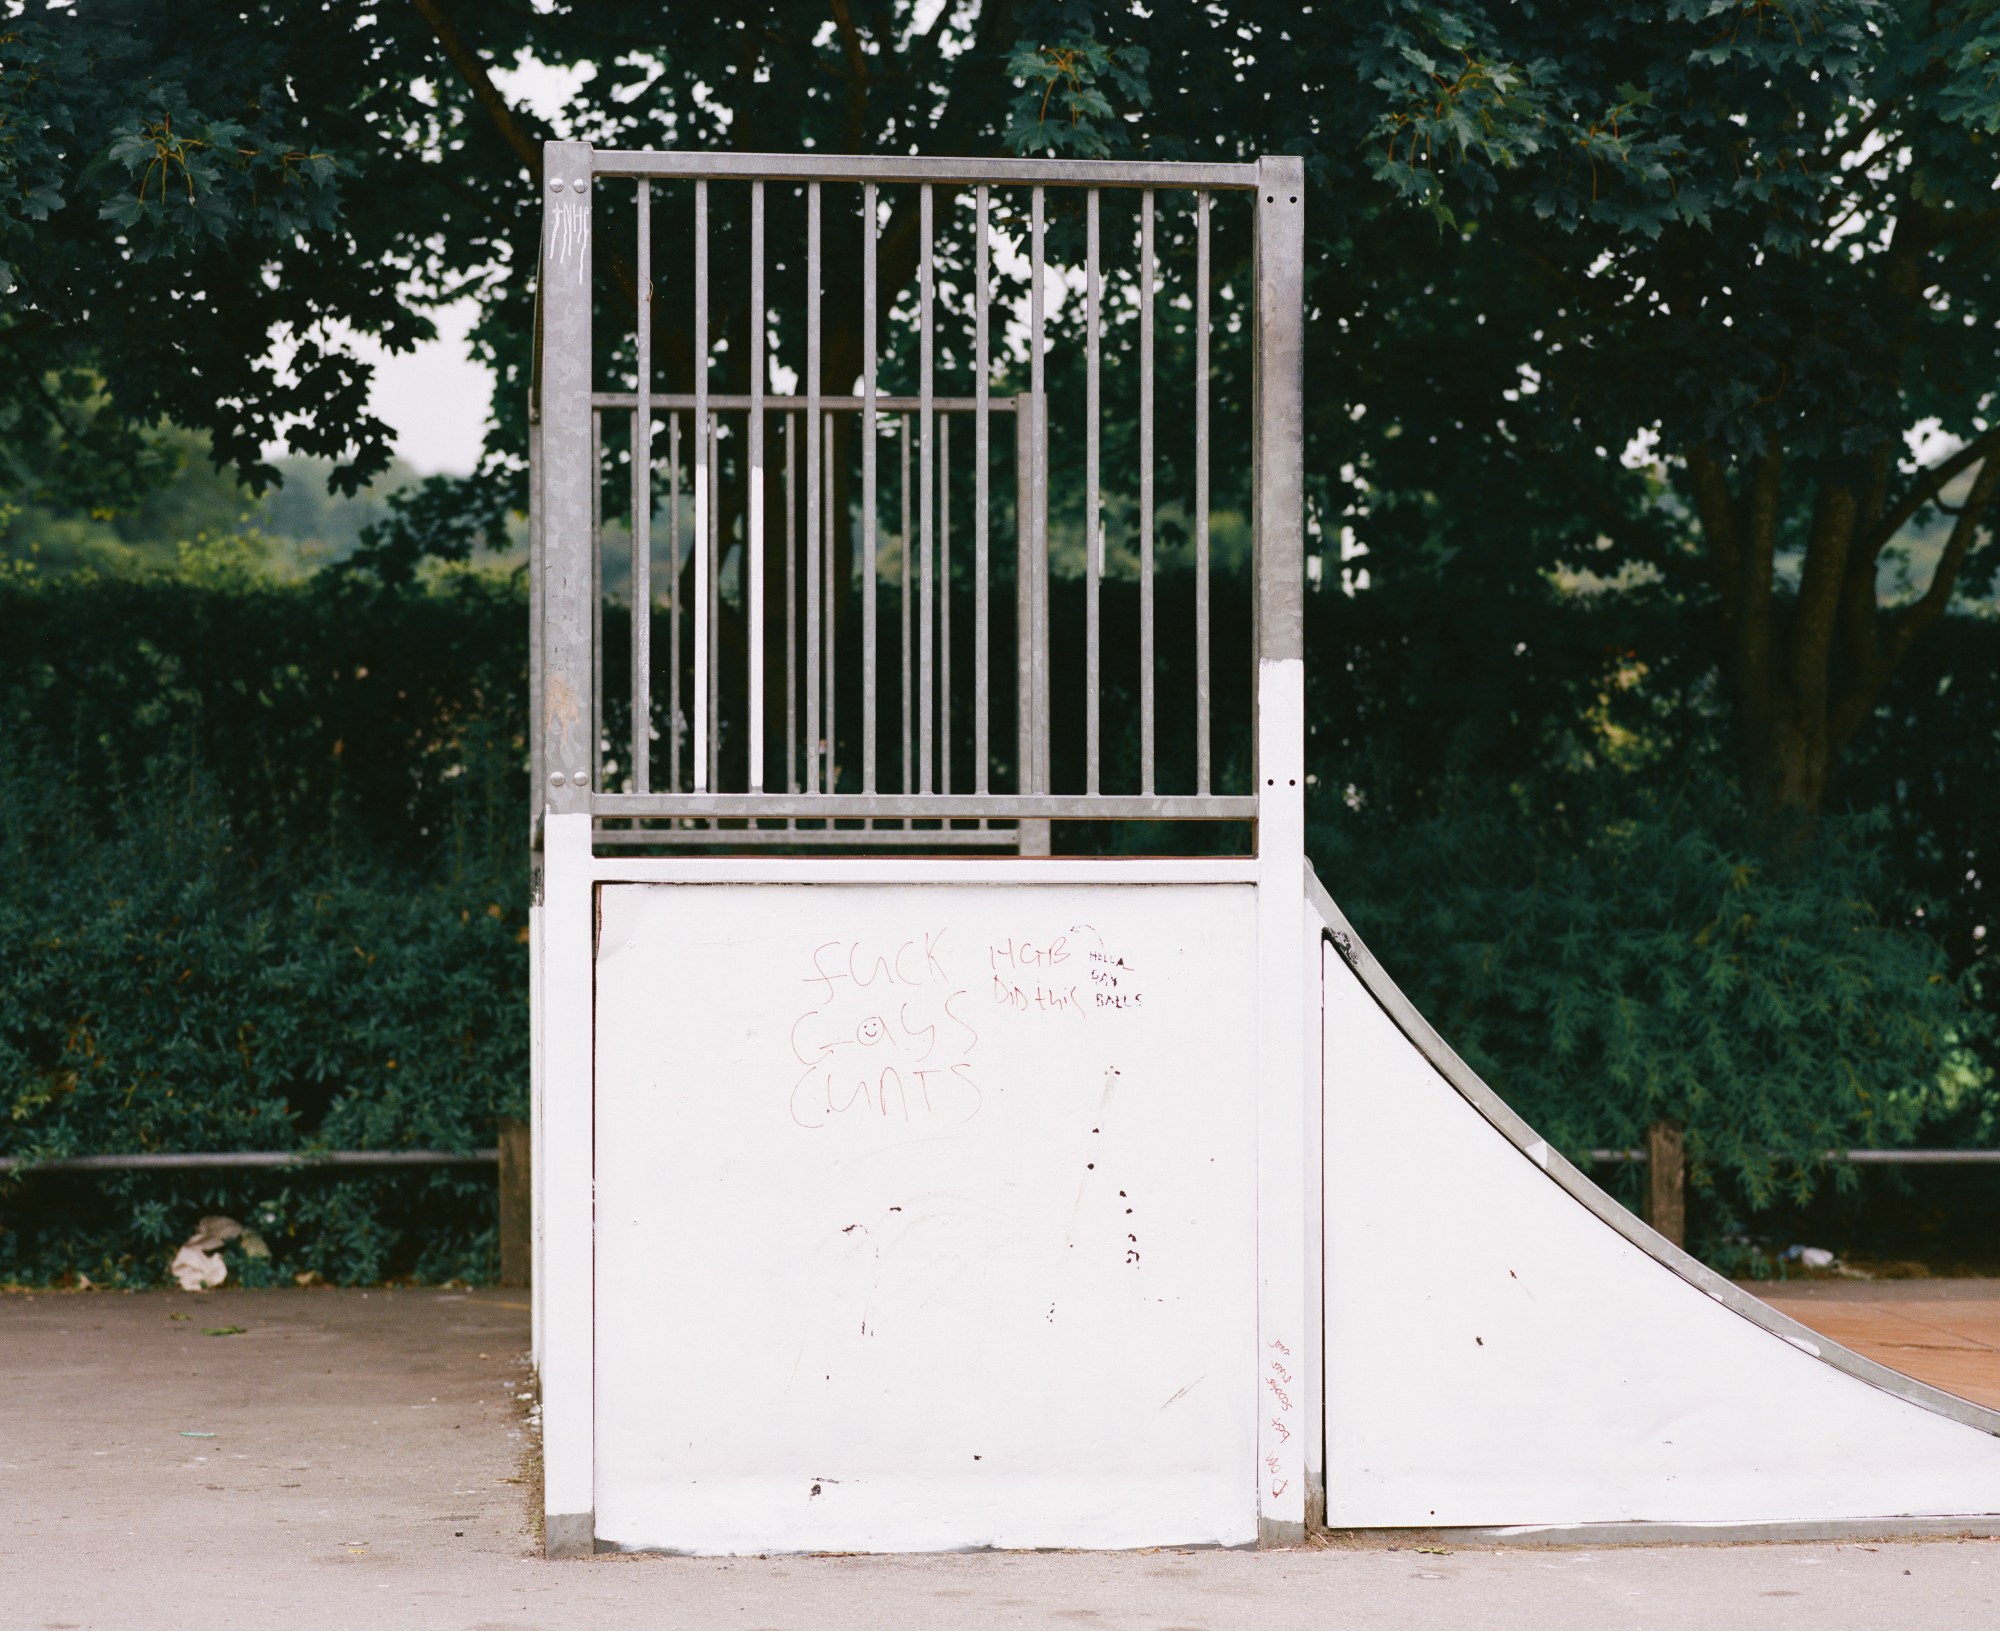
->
<box><xmin>1780</xmin><ymin>1244</ymin><xmax>1836</xmax><ymax>1270</ymax></box>
<box><xmin>172</xmin><ymin>1215</ymin><xmax>244</xmax><ymax>1292</ymax></box>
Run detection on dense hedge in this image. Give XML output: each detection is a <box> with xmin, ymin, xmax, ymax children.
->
<box><xmin>1300</xmin><ymin>586</ymin><xmax>1997</xmax><ymax>1259</ymax></box>
<box><xmin>0</xmin><ymin>569</ymin><xmax>528</xmax><ymax>1286</ymax></box>
<box><xmin>0</xmin><ymin>564</ymin><xmax>1990</xmax><ymax>1281</ymax></box>
<box><xmin>0</xmin><ymin>563</ymin><xmax>528</xmax><ymax>865</ymax></box>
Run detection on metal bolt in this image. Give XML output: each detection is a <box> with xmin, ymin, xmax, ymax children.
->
<box><xmin>549</xmin><ymin>178</ymin><xmax>565</xmax><ymax>193</ymax></box>
<box><xmin>573</xmin><ymin>177</ymin><xmax>588</xmax><ymax>191</ymax></box>
<box><xmin>572</xmin><ymin>771</ymin><xmax>589</xmax><ymax>788</ymax></box>
<box><xmin>549</xmin><ymin>772</ymin><xmax>565</xmax><ymax>787</ymax></box>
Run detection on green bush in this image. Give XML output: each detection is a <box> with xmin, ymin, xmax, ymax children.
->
<box><xmin>0</xmin><ymin>562</ymin><xmax>528</xmax><ymax>868</ymax></box>
<box><xmin>1</xmin><ymin>562</ymin><xmax>1989</xmax><ymax>1280</ymax></box>
<box><xmin>0</xmin><ymin>568</ymin><xmax>528</xmax><ymax>1287</ymax></box>
<box><xmin>1312</xmin><ymin>768</ymin><xmax>1992</xmax><ymax>1247</ymax></box>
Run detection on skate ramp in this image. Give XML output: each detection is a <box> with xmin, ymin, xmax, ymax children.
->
<box><xmin>1307</xmin><ymin>865</ymin><xmax>2000</xmax><ymax>1532</ymax></box>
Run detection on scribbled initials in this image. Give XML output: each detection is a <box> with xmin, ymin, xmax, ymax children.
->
<box><xmin>988</xmin><ymin>935</ymin><xmax>1068</xmax><ymax>972</ymax></box>
<box><xmin>984</xmin><ymin>929</ymin><xmax>1145</xmax><ymax>1017</ymax></box>
<box><xmin>546</xmin><ymin>196</ymin><xmax>590</xmax><ymax>285</ymax></box>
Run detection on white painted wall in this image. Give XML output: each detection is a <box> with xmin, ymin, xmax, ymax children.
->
<box><xmin>1252</xmin><ymin>655</ymin><xmax>1312</xmax><ymax>1539</ymax></box>
<box><xmin>592</xmin><ymin>879</ymin><xmax>1262</xmax><ymax>1553</ymax></box>
<box><xmin>1322</xmin><ymin>937</ymin><xmax>2000</xmax><ymax>1527</ymax></box>
<box><xmin>537</xmin><ymin>815</ymin><xmax>596</xmax><ymax>1549</ymax></box>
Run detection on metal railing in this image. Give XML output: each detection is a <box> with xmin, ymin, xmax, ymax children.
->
<box><xmin>1588</xmin><ymin>1149</ymin><xmax>2000</xmax><ymax>1166</ymax></box>
<box><xmin>529</xmin><ymin>147</ymin><xmax>1305</xmax><ymax>850</ymax></box>
<box><xmin>0</xmin><ymin>1150</ymin><xmax>498</xmax><ymax>1174</ymax></box>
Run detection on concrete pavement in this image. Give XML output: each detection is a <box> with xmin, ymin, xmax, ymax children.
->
<box><xmin>4</xmin><ymin>1285</ymin><xmax>1999</xmax><ymax>1630</ymax></box>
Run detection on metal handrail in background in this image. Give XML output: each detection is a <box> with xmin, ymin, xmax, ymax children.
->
<box><xmin>0</xmin><ymin>1150</ymin><xmax>499</xmax><ymax>1174</ymax></box>
<box><xmin>10</xmin><ymin>1148</ymin><xmax>1992</xmax><ymax>1175</ymax></box>
<box><xmin>1588</xmin><ymin>1149</ymin><xmax>2000</xmax><ymax>1166</ymax></box>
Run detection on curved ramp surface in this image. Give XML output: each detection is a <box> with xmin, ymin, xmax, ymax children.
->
<box><xmin>1308</xmin><ymin>866</ymin><xmax>2000</xmax><ymax>1531</ymax></box>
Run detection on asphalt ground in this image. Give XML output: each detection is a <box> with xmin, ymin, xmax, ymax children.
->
<box><xmin>4</xmin><ymin>1284</ymin><xmax>1998</xmax><ymax>1630</ymax></box>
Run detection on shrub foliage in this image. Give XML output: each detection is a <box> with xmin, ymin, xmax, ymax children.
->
<box><xmin>0</xmin><ymin>569</ymin><xmax>527</xmax><ymax>1286</ymax></box>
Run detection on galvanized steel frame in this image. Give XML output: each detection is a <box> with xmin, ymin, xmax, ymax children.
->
<box><xmin>531</xmin><ymin>144</ymin><xmax>1303</xmax><ymax>851</ymax></box>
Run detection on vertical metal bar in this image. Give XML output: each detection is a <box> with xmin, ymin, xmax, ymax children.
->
<box><xmin>939</xmin><ymin>412</ymin><xmax>951</xmax><ymax>797</ymax></box>
<box><xmin>918</xmin><ymin>184</ymin><xmax>935</xmax><ymax>794</ymax></box>
<box><xmin>1139</xmin><ymin>188</ymin><xmax>1156</xmax><ymax>797</ymax></box>
<box><xmin>861</xmin><ymin>181</ymin><xmax>879</xmax><ymax>794</ymax></box>
<box><xmin>786</xmin><ymin>411</ymin><xmax>797</xmax><ymax>797</ymax></box>
<box><xmin>805</xmin><ymin>184</ymin><xmax>821</xmax><ymax>796</ymax></box>
<box><xmin>975</xmin><ymin>189</ymin><xmax>989</xmax><ymax>797</ymax></box>
<box><xmin>591</xmin><ymin>409</ymin><xmax>603</xmax><ymax>795</ymax></box>
<box><xmin>824</xmin><ymin>413</ymin><xmax>837</xmax><ymax>792</ymax></box>
<box><xmin>631</xmin><ymin>181</ymin><xmax>652</xmax><ymax>794</ymax></box>
<box><xmin>748</xmin><ymin>180</ymin><xmax>766</xmax><ymax>792</ymax></box>
<box><xmin>1015</xmin><ymin>396</ymin><xmax>1033</xmax><ymax>798</ymax></box>
<box><xmin>1085</xmin><ymin>187</ymin><xmax>1101</xmax><ymax>795</ymax></box>
<box><xmin>706</xmin><ymin>409</ymin><xmax>719</xmax><ymax>793</ymax></box>
<box><xmin>692</xmin><ymin>179</ymin><xmax>710</xmax><ymax>791</ymax></box>
<box><xmin>527</xmin><ymin>392</ymin><xmax>544</xmax><ymax>830</ymax></box>
<box><xmin>669</xmin><ymin>413</ymin><xmax>682</xmax><ymax>793</ymax></box>
<box><xmin>1250</xmin><ymin>155</ymin><xmax>1309</xmax><ymax>1548</ymax></box>
<box><xmin>900</xmin><ymin>412</ymin><xmax>912</xmax><ymax>799</ymax></box>
<box><xmin>1254</xmin><ymin>159</ymin><xmax>1308</xmax><ymax>767</ymax></box>
<box><xmin>1030</xmin><ymin>186</ymin><xmax>1049</xmax><ymax>795</ymax></box>
<box><xmin>540</xmin><ymin>145</ymin><xmax>594</xmax><ymax>814</ymax></box>
<box><xmin>534</xmin><ymin>141</ymin><xmax>595</xmax><ymax>1550</ymax></box>
<box><xmin>626</xmin><ymin>409</ymin><xmax>647</xmax><ymax>797</ymax></box>
<box><xmin>1196</xmin><ymin>189</ymin><xmax>1212</xmax><ymax>797</ymax></box>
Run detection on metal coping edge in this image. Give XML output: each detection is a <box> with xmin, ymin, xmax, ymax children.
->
<box><xmin>1325</xmin><ymin>1515</ymin><xmax>2000</xmax><ymax>1549</ymax></box>
<box><xmin>1302</xmin><ymin>858</ymin><xmax>2000</xmax><ymax>1442</ymax></box>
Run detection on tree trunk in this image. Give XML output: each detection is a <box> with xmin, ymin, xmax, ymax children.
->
<box><xmin>1745</xmin><ymin>694</ymin><xmax>1833</xmax><ymax>828</ymax></box>
<box><xmin>1686</xmin><ymin>440</ymin><xmax>1996</xmax><ymax>824</ymax></box>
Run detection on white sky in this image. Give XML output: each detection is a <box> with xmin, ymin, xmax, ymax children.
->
<box><xmin>343</xmin><ymin>297</ymin><xmax>490</xmax><ymax>476</ymax></box>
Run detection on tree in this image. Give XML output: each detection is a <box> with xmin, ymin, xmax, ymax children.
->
<box><xmin>0</xmin><ymin>2</ymin><xmax>434</xmax><ymax>504</ymax></box>
<box><xmin>1352</xmin><ymin>0</ymin><xmax>2000</xmax><ymax>818</ymax></box>
<box><xmin>7</xmin><ymin>1</ymin><xmax>1995</xmax><ymax>818</ymax></box>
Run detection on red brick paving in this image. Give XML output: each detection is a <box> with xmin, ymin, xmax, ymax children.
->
<box><xmin>1747</xmin><ymin>1279</ymin><xmax>2000</xmax><ymax>1410</ymax></box>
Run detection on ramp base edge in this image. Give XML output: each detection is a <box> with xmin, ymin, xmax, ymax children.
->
<box><xmin>1321</xmin><ymin>1516</ymin><xmax>2000</xmax><ymax>1549</ymax></box>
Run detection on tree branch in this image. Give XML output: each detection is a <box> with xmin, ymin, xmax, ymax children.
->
<box><xmin>1830</xmin><ymin>451</ymin><xmax>1997</xmax><ymax>751</ymax></box>
<box><xmin>1856</xmin><ymin>424</ymin><xmax>2000</xmax><ymax>559</ymax></box>
<box><xmin>1787</xmin><ymin>477</ymin><xmax>1856</xmax><ymax>713</ymax></box>
<box><xmin>408</xmin><ymin>0</ymin><xmax>545</xmax><ymax>178</ymax></box>
<box><xmin>1685</xmin><ymin>442</ymin><xmax>1740</xmax><ymax>603</ymax></box>
<box><xmin>1832</xmin><ymin>441</ymin><xmax>1896</xmax><ymax>692</ymax></box>
<box><xmin>1885</xmin><ymin>451</ymin><xmax>1999</xmax><ymax>661</ymax></box>
<box><xmin>1736</xmin><ymin>444</ymin><xmax>1784</xmax><ymax>735</ymax></box>
<box><xmin>828</xmin><ymin>0</ymin><xmax>874</xmax><ymax>154</ymax></box>
<box><xmin>1818</xmin><ymin>95</ymin><xmax>1902</xmax><ymax>174</ymax></box>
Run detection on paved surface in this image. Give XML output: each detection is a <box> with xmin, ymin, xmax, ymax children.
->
<box><xmin>6</xmin><ymin>1285</ymin><xmax>2000</xmax><ymax>1630</ymax></box>
<box><xmin>1750</xmin><ymin>1278</ymin><xmax>2000</xmax><ymax>1409</ymax></box>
